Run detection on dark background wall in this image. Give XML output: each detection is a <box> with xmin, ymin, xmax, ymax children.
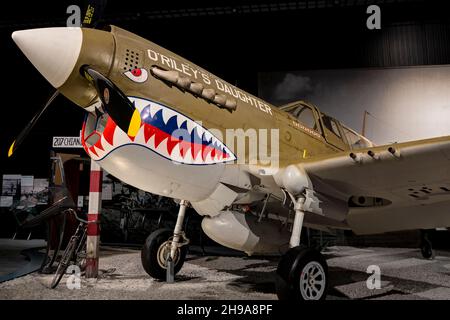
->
<box><xmin>1</xmin><ymin>0</ymin><xmax>450</xmax><ymax>179</ymax></box>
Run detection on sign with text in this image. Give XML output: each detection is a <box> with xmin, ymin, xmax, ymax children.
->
<box><xmin>52</xmin><ymin>136</ymin><xmax>83</xmax><ymax>148</ymax></box>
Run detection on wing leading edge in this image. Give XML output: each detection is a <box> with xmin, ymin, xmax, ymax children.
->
<box><xmin>301</xmin><ymin>136</ymin><xmax>450</xmax><ymax>234</ymax></box>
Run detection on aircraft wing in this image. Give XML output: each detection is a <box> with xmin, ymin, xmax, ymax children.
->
<box><xmin>300</xmin><ymin>136</ymin><xmax>450</xmax><ymax>234</ymax></box>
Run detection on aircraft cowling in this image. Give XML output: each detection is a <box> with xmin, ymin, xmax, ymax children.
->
<box><xmin>201</xmin><ymin>210</ymin><xmax>291</xmax><ymax>255</ymax></box>
<box><xmin>81</xmin><ymin>111</ymin><xmax>227</xmax><ymax>202</ymax></box>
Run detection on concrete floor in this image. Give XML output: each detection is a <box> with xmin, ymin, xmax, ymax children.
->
<box><xmin>0</xmin><ymin>239</ymin><xmax>46</xmax><ymax>278</ymax></box>
<box><xmin>0</xmin><ymin>246</ymin><xmax>450</xmax><ymax>300</ymax></box>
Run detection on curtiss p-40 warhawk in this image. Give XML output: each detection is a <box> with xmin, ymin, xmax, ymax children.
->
<box><xmin>9</xmin><ymin>4</ymin><xmax>450</xmax><ymax>300</ymax></box>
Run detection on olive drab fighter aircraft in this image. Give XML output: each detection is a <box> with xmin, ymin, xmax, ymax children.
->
<box><xmin>8</xmin><ymin>6</ymin><xmax>450</xmax><ymax>301</ymax></box>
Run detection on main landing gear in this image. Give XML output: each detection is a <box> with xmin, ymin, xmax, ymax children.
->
<box><xmin>141</xmin><ymin>200</ymin><xmax>190</xmax><ymax>281</ymax></box>
<box><xmin>276</xmin><ymin>197</ymin><xmax>329</xmax><ymax>300</ymax></box>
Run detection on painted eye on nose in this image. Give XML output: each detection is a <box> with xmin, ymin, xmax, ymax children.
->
<box><xmin>132</xmin><ymin>68</ymin><xmax>142</xmax><ymax>77</ymax></box>
<box><xmin>124</xmin><ymin>68</ymin><xmax>148</xmax><ymax>83</ymax></box>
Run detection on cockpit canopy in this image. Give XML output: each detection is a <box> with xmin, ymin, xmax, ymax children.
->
<box><xmin>280</xmin><ymin>102</ymin><xmax>374</xmax><ymax>150</ymax></box>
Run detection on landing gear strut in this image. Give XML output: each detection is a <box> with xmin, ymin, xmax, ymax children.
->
<box><xmin>276</xmin><ymin>195</ymin><xmax>329</xmax><ymax>300</ymax></box>
<box><xmin>141</xmin><ymin>200</ymin><xmax>190</xmax><ymax>280</ymax></box>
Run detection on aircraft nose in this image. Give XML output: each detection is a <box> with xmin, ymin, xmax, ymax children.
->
<box><xmin>12</xmin><ymin>27</ymin><xmax>83</xmax><ymax>88</ymax></box>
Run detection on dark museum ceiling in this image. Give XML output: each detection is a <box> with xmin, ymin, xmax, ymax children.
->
<box><xmin>0</xmin><ymin>1</ymin><xmax>440</xmax><ymax>29</ymax></box>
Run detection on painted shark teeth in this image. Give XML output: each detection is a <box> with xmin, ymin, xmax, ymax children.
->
<box><xmin>84</xmin><ymin>97</ymin><xmax>236</xmax><ymax>165</ymax></box>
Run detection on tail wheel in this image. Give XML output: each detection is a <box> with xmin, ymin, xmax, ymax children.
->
<box><xmin>421</xmin><ymin>239</ymin><xmax>434</xmax><ymax>260</ymax></box>
<box><xmin>141</xmin><ymin>229</ymin><xmax>187</xmax><ymax>280</ymax></box>
<box><xmin>420</xmin><ymin>230</ymin><xmax>435</xmax><ymax>260</ymax></box>
<box><xmin>276</xmin><ymin>246</ymin><xmax>328</xmax><ymax>301</ymax></box>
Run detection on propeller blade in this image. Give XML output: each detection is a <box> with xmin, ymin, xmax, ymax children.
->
<box><xmin>80</xmin><ymin>65</ymin><xmax>141</xmax><ymax>138</ymax></box>
<box><xmin>81</xmin><ymin>0</ymin><xmax>108</xmax><ymax>29</ymax></box>
<box><xmin>8</xmin><ymin>90</ymin><xmax>59</xmax><ymax>158</ymax></box>
<box><xmin>8</xmin><ymin>1</ymin><xmax>108</xmax><ymax>158</ymax></box>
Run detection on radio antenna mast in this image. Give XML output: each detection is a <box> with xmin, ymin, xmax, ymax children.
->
<box><xmin>362</xmin><ymin>110</ymin><xmax>369</xmax><ymax>136</ymax></box>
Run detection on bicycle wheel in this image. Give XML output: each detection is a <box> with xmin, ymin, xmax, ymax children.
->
<box><xmin>75</xmin><ymin>229</ymin><xmax>88</xmax><ymax>272</ymax></box>
<box><xmin>50</xmin><ymin>237</ymin><xmax>78</xmax><ymax>289</ymax></box>
<box><xmin>46</xmin><ymin>213</ymin><xmax>67</xmax><ymax>272</ymax></box>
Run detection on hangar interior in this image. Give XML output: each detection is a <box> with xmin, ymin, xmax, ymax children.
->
<box><xmin>1</xmin><ymin>0</ymin><xmax>450</xmax><ymax>300</ymax></box>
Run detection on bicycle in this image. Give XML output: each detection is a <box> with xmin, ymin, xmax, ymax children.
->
<box><xmin>50</xmin><ymin>209</ymin><xmax>94</xmax><ymax>289</ymax></box>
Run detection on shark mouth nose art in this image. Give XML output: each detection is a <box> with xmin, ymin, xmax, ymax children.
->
<box><xmin>82</xmin><ymin>97</ymin><xmax>237</xmax><ymax>165</ymax></box>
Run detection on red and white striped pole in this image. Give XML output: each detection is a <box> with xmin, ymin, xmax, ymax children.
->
<box><xmin>86</xmin><ymin>159</ymin><xmax>102</xmax><ymax>278</ymax></box>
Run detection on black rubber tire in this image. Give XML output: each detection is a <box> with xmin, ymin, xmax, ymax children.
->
<box><xmin>421</xmin><ymin>239</ymin><xmax>434</xmax><ymax>260</ymax></box>
<box><xmin>276</xmin><ymin>246</ymin><xmax>328</xmax><ymax>301</ymax></box>
<box><xmin>50</xmin><ymin>238</ymin><xmax>77</xmax><ymax>289</ymax></box>
<box><xmin>141</xmin><ymin>229</ymin><xmax>187</xmax><ymax>280</ymax></box>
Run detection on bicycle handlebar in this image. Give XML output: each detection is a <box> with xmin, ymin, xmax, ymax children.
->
<box><xmin>65</xmin><ymin>208</ymin><xmax>98</xmax><ymax>224</ymax></box>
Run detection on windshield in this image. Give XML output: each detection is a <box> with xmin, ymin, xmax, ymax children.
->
<box><xmin>341</xmin><ymin>125</ymin><xmax>374</xmax><ymax>149</ymax></box>
<box><xmin>282</xmin><ymin>104</ymin><xmax>320</xmax><ymax>132</ymax></box>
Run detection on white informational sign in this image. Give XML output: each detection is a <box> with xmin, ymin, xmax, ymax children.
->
<box><xmin>2</xmin><ymin>174</ymin><xmax>21</xmax><ymax>196</ymax></box>
<box><xmin>33</xmin><ymin>179</ymin><xmax>49</xmax><ymax>205</ymax></box>
<box><xmin>113</xmin><ymin>182</ymin><xmax>122</xmax><ymax>196</ymax></box>
<box><xmin>102</xmin><ymin>171</ymin><xmax>113</xmax><ymax>200</ymax></box>
<box><xmin>21</xmin><ymin>175</ymin><xmax>34</xmax><ymax>195</ymax></box>
<box><xmin>77</xmin><ymin>196</ymin><xmax>84</xmax><ymax>208</ymax></box>
<box><xmin>52</xmin><ymin>136</ymin><xmax>83</xmax><ymax>148</ymax></box>
<box><xmin>0</xmin><ymin>196</ymin><xmax>13</xmax><ymax>208</ymax></box>
<box><xmin>102</xmin><ymin>183</ymin><xmax>113</xmax><ymax>200</ymax></box>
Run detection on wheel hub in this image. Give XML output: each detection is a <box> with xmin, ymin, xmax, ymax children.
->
<box><xmin>157</xmin><ymin>240</ymin><xmax>180</xmax><ymax>269</ymax></box>
<box><xmin>299</xmin><ymin>261</ymin><xmax>326</xmax><ymax>300</ymax></box>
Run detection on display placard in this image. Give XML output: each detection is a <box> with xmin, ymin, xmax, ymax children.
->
<box><xmin>52</xmin><ymin>136</ymin><xmax>83</xmax><ymax>148</ymax></box>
